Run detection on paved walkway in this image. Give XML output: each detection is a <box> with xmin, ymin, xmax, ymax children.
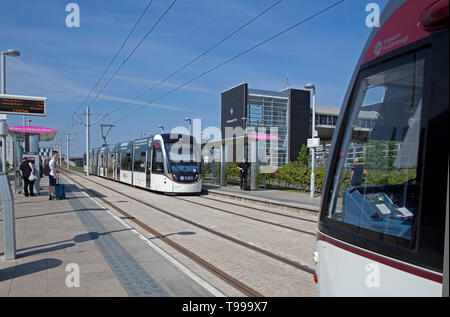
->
<box><xmin>0</xmin><ymin>176</ymin><xmax>219</xmax><ymax>297</ymax></box>
<box><xmin>203</xmin><ymin>183</ymin><xmax>321</xmax><ymax>212</ymax></box>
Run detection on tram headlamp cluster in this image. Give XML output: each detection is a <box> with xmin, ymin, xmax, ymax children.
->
<box><xmin>169</xmin><ymin>173</ymin><xmax>200</xmax><ymax>182</ymax></box>
<box><xmin>169</xmin><ymin>173</ymin><xmax>182</xmax><ymax>182</ymax></box>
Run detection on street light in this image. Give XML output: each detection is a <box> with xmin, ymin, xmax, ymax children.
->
<box><xmin>241</xmin><ymin>116</ymin><xmax>248</xmax><ymax>160</ymax></box>
<box><xmin>1</xmin><ymin>49</ymin><xmax>21</xmax><ymax>173</ymax></box>
<box><xmin>1</xmin><ymin>49</ymin><xmax>20</xmax><ymax>94</ymax></box>
<box><xmin>4</xmin><ymin>49</ymin><xmax>20</xmax><ymax>57</ymax></box>
<box><xmin>304</xmin><ymin>83</ymin><xmax>316</xmax><ymax>198</ymax></box>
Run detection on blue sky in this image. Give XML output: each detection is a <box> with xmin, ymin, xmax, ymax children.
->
<box><xmin>1</xmin><ymin>0</ymin><xmax>388</xmax><ymax>156</ymax></box>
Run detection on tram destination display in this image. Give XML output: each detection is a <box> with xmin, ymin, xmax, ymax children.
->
<box><xmin>0</xmin><ymin>94</ymin><xmax>46</xmax><ymax>116</ymax></box>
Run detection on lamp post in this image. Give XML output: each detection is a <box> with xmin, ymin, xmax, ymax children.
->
<box><xmin>1</xmin><ymin>49</ymin><xmax>20</xmax><ymax>173</ymax></box>
<box><xmin>241</xmin><ymin>116</ymin><xmax>247</xmax><ymax>160</ymax></box>
<box><xmin>184</xmin><ymin>117</ymin><xmax>192</xmax><ymax>135</ymax></box>
<box><xmin>1</xmin><ymin>49</ymin><xmax>20</xmax><ymax>93</ymax></box>
<box><xmin>304</xmin><ymin>83</ymin><xmax>316</xmax><ymax>198</ymax></box>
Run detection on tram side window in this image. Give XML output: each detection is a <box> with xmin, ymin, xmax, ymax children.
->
<box><xmin>152</xmin><ymin>148</ymin><xmax>164</xmax><ymax>173</ymax></box>
<box><xmin>327</xmin><ymin>53</ymin><xmax>425</xmax><ymax>247</ymax></box>
<box><xmin>121</xmin><ymin>152</ymin><xmax>131</xmax><ymax>171</ymax></box>
<box><xmin>134</xmin><ymin>151</ymin><xmax>146</xmax><ymax>173</ymax></box>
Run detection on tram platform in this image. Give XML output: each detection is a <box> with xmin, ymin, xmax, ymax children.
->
<box><xmin>0</xmin><ymin>176</ymin><xmax>221</xmax><ymax>297</ymax></box>
<box><xmin>202</xmin><ymin>183</ymin><xmax>321</xmax><ymax>214</ymax></box>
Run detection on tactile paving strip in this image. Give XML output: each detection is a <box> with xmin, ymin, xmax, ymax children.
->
<box><xmin>65</xmin><ymin>183</ymin><xmax>168</xmax><ymax>297</ymax></box>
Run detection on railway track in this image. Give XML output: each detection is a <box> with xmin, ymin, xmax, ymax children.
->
<box><xmin>174</xmin><ymin>196</ymin><xmax>316</xmax><ymax>236</ymax></box>
<box><xmin>66</xmin><ymin>167</ymin><xmax>317</xmax><ymax>232</ymax></box>
<box><xmin>62</xmin><ymin>169</ymin><xmax>316</xmax><ymax>295</ymax></box>
<box><xmin>62</xmin><ymin>170</ymin><xmax>263</xmax><ymax>297</ymax></box>
<box><xmin>193</xmin><ymin>195</ymin><xmax>318</xmax><ymax>223</ymax></box>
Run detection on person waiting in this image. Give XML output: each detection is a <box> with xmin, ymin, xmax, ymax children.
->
<box><xmin>237</xmin><ymin>158</ymin><xmax>250</xmax><ymax>190</ymax></box>
<box><xmin>19</xmin><ymin>157</ymin><xmax>36</xmax><ymax>197</ymax></box>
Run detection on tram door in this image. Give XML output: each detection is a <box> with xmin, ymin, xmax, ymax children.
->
<box><xmin>109</xmin><ymin>153</ymin><xmax>115</xmax><ymax>180</ymax></box>
<box><xmin>146</xmin><ymin>148</ymin><xmax>152</xmax><ymax>188</ymax></box>
<box><xmin>116</xmin><ymin>153</ymin><xmax>121</xmax><ymax>181</ymax></box>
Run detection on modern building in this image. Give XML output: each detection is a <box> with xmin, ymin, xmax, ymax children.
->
<box><xmin>311</xmin><ymin>106</ymin><xmax>340</xmax><ymax>165</ymax></box>
<box><xmin>220</xmin><ymin>83</ymin><xmax>342</xmax><ymax>168</ymax></box>
<box><xmin>221</xmin><ymin>83</ymin><xmax>311</xmax><ymax>167</ymax></box>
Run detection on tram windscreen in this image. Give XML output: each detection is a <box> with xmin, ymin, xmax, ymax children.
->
<box><xmin>327</xmin><ymin>51</ymin><xmax>426</xmax><ymax>246</ymax></box>
<box><xmin>164</xmin><ymin>140</ymin><xmax>201</xmax><ymax>174</ymax></box>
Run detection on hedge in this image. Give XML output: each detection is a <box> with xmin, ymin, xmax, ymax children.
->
<box><xmin>201</xmin><ymin>148</ymin><xmax>415</xmax><ymax>192</ymax></box>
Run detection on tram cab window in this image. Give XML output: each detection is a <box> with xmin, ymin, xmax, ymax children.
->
<box><xmin>152</xmin><ymin>147</ymin><xmax>164</xmax><ymax>174</ymax></box>
<box><xmin>164</xmin><ymin>140</ymin><xmax>201</xmax><ymax>174</ymax></box>
<box><xmin>327</xmin><ymin>53</ymin><xmax>425</xmax><ymax>247</ymax></box>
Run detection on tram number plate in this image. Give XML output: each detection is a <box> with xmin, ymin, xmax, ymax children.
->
<box><xmin>184</xmin><ymin>176</ymin><xmax>194</xmax><ymax>181</ymax></box>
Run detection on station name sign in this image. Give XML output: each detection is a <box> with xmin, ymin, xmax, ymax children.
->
<box><xmin>0</xmin><ymin>94</ymin><xmax>47</xmax><ymax>116</ymax></box>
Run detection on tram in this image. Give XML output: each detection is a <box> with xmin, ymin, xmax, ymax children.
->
<box><xmin>314</xmin><ymin>0</ymin><xmax>448</xmax><ymax>296</ymax></box>
<box><xmin>89</xmin><ymin>133</ymin><xmax>202</xmax><ymax>194</ymax></box>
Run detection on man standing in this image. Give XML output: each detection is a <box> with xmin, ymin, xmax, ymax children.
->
<box><xmin>48</xmin><ymin>151</ymin><xmax>58</xmax><ymax>200</ymax></box>
<box><xmin>350</xmin><ymin>158</ymin><xmax>367</xmax><ymax>187</ymax></box>
<box><xmin>237</xmin><ymin>158</ymin><xmax>250</xmax><ymax>190</ymax></box>
<box><xmin>19</xmin><ymin>157</ymin><xmax>35</xmax><ymax>197</ymax></box>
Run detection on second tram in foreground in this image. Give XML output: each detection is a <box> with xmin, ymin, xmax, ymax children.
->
<box><xmin>314</xmin><ymin>0</ymin><xmax>448</xmax><ymax>296</ymax></box>
<box><xmin>89</xmin><ymin>133</ymin><xmax>202</xmax><ymax>194</ymax></box>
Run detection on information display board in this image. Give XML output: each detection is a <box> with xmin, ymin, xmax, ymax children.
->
<box><xmin>0</xmin><ymin>94</ymin><xmax>46</xmax><ymax>116</ymax></box>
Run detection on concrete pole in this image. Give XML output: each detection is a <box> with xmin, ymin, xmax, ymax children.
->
<box><xmin>0</xmin><ymin>51</ymin><xmax>16</xmax><ymax>259</ymax></box>
<box><xmin>59</xmin><ymin>138</ymin><xmax>63</xmax><ymax>166</ymax></box>
<box><xmin>250</xmin><ymin>137</ymin><xmax>258</xmax><ymax>190</ymax></box>
<box><xmin>1</xmin><ymin>52</ymin><xmax>6</xmax><ymax>173</ymax></box>
<box><xmin>220</xmin><ymin>141</ymin><xmax>226</xmax><ymax>186</ymax></box>
<box><xmin>310</xmin><ymin>88</ymin><xmax>316</xmax><ymax>198</ymax></box>
<box><xmin>86</xmin><ymin>107</ymin><xmax>90</xmax><ymax>176</ymax></box>
<box><xmin>1</xmin><ymin>51</ymin><xmax>5</xmax><ymax>94</ymax></box>
<box><xmin>0</xmin><ymin>121</ymin><xmax>7</xmax><ymax>172</ymax></box>
<box><xmin>66</xmin><ymin>132</ymin><xmax>70</xmax><ymax>169</ymax></box>
<box><xmin>0</xmin><ymin>172</ymin><xmax>16</xmax><ymax>260</ymax></box>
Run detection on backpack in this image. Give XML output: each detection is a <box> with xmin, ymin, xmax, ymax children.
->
<box><xmin>43</xmin><ymin>158</ymin><xmax>50</xmax><ymax>176</ymax></box>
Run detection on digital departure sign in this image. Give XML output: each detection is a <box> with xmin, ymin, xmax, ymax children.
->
<box><xmin>0</xmin><ymin>94</ymin><xmax>46</xmax><ymax>116</ymax></box>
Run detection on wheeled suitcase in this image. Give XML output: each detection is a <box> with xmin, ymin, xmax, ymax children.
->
<box><xmin>55</xmin><ymin>183</ymin><xmax>66</xmax><ymax>199</ymax></box>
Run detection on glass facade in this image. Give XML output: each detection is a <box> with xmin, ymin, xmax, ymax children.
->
<box><xmin>247</xmin><ymin>90</ymin><xmax>289</xmax><ymax>167</ymax></box>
